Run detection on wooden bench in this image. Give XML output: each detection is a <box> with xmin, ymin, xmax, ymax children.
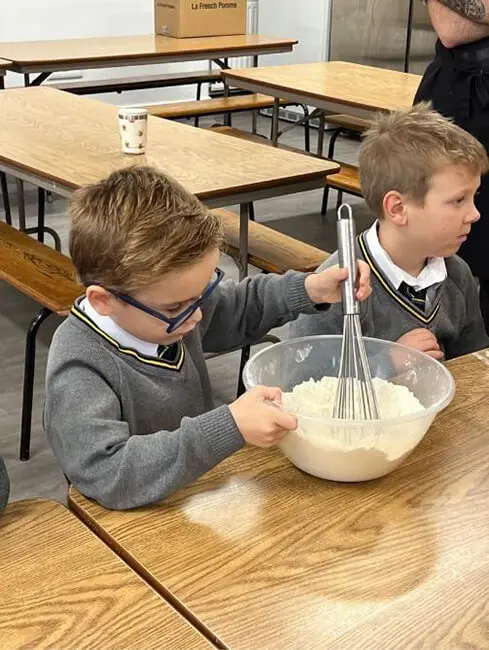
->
<box><xmin>54</xmin><ymin>69</ymin><xmax>222</xmax><ymax>96</ymax></box>
<box><xmin>146</xmin><ymin>93</ymin><xmax>291</xmax><ymax>120</ymax></box>
<box><xmin>326</xmin><ymin>114</ymin><xmax>372</xmax><ymax>133</ymax></box>
<box><xmin>0</xmin><ymin>222</ymin><xmax>82</xmax><ymax>461</ymax></box>
<box><xmin>215</xmin><ymin>208</ymin><xmax>328</xmax><ymax>274</ymax></box>
<box><xmin>209</xmin><ymin>126</ymin><xmax>361</xmax><ymax>217</ymax></box>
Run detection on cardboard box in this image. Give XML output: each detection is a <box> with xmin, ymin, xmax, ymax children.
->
<box><xmin>155</xmin><ymin>1</ymin><xmax>247</xmax><ymax>38</ymax></box>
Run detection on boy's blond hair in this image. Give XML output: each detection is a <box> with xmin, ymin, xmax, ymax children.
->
<box><xmin>69</xmin><ymin>166</ymin><xmax>223</xmax><ymax>293</ymax></box>
<box><xmin>359</xmin><ymin>102</ymin><xmax>489</xmax><ymax>218</ymax></box>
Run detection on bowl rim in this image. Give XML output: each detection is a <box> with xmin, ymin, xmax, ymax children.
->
<box><xmin>242</xmin><ymin>334</ymin><xmax>456</xmax><ymax>426</ymax></box>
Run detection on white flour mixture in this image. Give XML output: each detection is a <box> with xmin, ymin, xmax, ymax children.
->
<box><xmin>280</xmin><ymin>377</ymin><xmax>428</xmax><ymax>482</ymax></box>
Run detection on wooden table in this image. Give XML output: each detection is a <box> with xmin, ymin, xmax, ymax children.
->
<box><xmin>0</xmin><ymin>34</ymin><xmax>297</xmax><ymax>85</ymax></box>
<box><xmin>0</xmin><ymin>86</ymin><xmax>337</xmax><ymax>274</ymax></box>
<box><xmin>223</xmin><ymin>61</ymin><xmax>422</xmax><ymax>145</ymax></box>
<box><xmin>0</xmin><ymin>499</ymin><xmax>214</xmax><ymax>649</ymax></box>
<box><xmin>69</xmin><ymin>352</ymin><xmax>489</xmax><ymax>650</ymax></box>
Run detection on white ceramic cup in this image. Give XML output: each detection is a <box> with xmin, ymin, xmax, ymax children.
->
<box><xmin>118</xmin><ymin>108</ymin><xmax>148</xmax><ymax>155</ymax></box>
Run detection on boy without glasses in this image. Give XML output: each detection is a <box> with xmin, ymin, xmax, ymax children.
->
<box><xmin>292</xmin><ymin>103</ymin><xmax>489</xmax><ymax>359</ymax></box>
<box><xmin>45</xmin><ymin>166</ymin><xmax>371</xmax><ymax>510</ymax></box>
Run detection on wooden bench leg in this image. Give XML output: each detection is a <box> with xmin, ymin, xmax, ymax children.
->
<box><xmin>20</xmin><ymin>307</ymin><xmax>52</xmax><ymax>461</ymax></box>
<box><xmin>0</xmin><ymin>172</ymin><xmax>11</xmax><ymax>226</ymax></box>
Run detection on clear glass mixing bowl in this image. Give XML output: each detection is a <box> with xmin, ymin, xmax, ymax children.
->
<box><xmin>242</xmin><ymin>335</ymin><xmax>455</xmax><ymax>482</ymax></box>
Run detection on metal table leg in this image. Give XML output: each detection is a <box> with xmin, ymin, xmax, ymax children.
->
<box><xmin>236</xmin><ymin>203</ymin><xmax>250</xmax><ymax>396</ymax></box>
<box><xmin>251</xmin><ymin>55</ymin><xmax>259</xmax><ymax>135</ymax></box>
<box><xmin>16</xmin><ymin>179</ymin><xmax>26</xmax><ymax>230</ymax></box>
<box><xmin>271</xmin><ymin>98</ymin><xmax>280</xmax><ymax>147</ymax></box>
<box><xmin>238</xmin><ymin>203</ymin><xmax>250</xmax><ymax>281</ymax></box>
<box><xmin>317</xmin><ymin>111</ymin><xmax>326</xmax><ymax>158</ymax></box>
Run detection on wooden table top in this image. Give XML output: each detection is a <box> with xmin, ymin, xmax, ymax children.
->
<box><xmin>69</xmin><ymin>352</ymin><xmax>489</xmax><ymax>650</ymax></box>
<box><xmin>0</xmin><ymin>34</ymin><xmax>297</xmax><ymax>72</ymax></box>
<box><xmin>0</xmin><ymin>87</ymin><xmax>337</xmax><ymax>205</ymax></box>
<box><xmin>0</xmin><ymin>499</ymin><xmax>214</xmax><ymax>650</ymax></box>
<box><xmin>223</xmin><ymin>61</ymin><xmax>421</xmax><ymax>114</ymax></box>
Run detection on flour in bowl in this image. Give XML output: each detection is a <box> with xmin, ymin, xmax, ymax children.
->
<box><xmin>280</xmin><ymin>377</ymin><xmax>428</xmax><ymax>482</ymax></box>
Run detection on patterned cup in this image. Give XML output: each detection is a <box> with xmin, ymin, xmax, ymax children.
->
<box><xmin>118</xmin><ymin>108</ymin><xmax>148</xmax><ymax>155</ymax></box>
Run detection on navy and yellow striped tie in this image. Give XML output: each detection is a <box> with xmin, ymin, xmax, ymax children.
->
<box><xmin>399</xmin><ymin>282</ymin><xmax>427</xmax><ymax>311</ymax></box>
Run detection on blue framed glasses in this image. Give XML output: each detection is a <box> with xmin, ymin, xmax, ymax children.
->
<box><xmin>107</xmin><ymin>267</ymin><xmax>224</xmax><ymax>334</ymax></box>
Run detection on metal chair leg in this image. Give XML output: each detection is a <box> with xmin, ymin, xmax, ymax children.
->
<box><xmin>16</xmin><ymin>179</ymin><xmax>26</xmax><ymax>231</ymax></box>
<box><xmin>321</xmin><ymin>186</ymin><xmax>330</xmax><ymax>217</ymax></box>
<box><xmin>23</xmin><ymin>188</ymin><xmax>62</xmax><ymax>251</ymax></box>
<box><xmin>317</xmin><ymin>112</ymin><xmax>326</xmax><ymax>157</ymax></box>
<box><xmin>237</xmin><ymin>345</ymin><xmax>251</xmax><ymax>397</ymax></box>
<box><xmin>20</xmin><ymin>307</ymin><xmax>53</xmax><ymax>461</ymax></box>
<box><xmin>194</xmin><ymin>82</ymin><xmax>202</xmax><ymax>128</ymax></box>
<box><xmin>298</xmin><ymin>105</ymin><xmax>310</xmax><ymax>153</ymax></box>
<box><xmin>37</xmin><ymin>187</ymin><xmax>45</xmax><ymax>244</ymax></box>
<box><xmin>0</xmin><ymin>172</ymin><xmax>11</xmax><ymax>225</ymax></box>
<box><xmin>328</xmin><ymin>127</ymin><xmax>343</xmax><ymax>159</ymax></box>
<box><xmin>336</xmin><ymin>191</ymin><xmax>344</xmax><ymax>209</ymax></box>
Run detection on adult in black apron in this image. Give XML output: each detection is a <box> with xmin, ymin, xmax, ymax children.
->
<box><xmin>414</xmin><ymin>38</ymin><xmax>489</xmax><ymax>328</ymax></box>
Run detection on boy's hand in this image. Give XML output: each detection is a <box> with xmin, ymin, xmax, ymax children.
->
<box><xmin>229</xmin><ymin>386</ymin><xmax>297</xmax><ymax>448</ymax></box>
<box><xmin>305</xmin><ymin>262</ymin><xmax>372</xmax><ymax>305</ymax></box>
<box><xmin>397</xmin><ymin>328</ymin><xmax>444</xmax><ymax>360</ymax></box>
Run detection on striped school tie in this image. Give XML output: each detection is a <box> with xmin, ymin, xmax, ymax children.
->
<box><xmin>399</xmin><ymin>282</ymin><xmax>427</xmax><ymax>311</ymax></box>
<box><xmin>157</xmin><ymin>343</ymin><xmax>179</xmax><ymax>362</ymax></box>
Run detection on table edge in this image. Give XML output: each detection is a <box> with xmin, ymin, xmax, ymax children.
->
<box><xmin>68</xmin><ymin>490</ymin><xmax>226</xmax><ymax>648</ymax></box>
<box><xmin>1</xmin><ymin>38</ymin><xmax>298</xmax><ymax>67</ymax></box>
<box><xmin>222</xmin><ymin>68</ymin><xmax>418</xmax><ymax>113</ymax></box>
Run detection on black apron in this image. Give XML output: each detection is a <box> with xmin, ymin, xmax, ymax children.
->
<box><xmin>414</xmin><ymin>38</ymin><xmax>489</xmax><ymax>280</ymax></box>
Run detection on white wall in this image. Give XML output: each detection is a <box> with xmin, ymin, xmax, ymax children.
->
<box><xmin>1</xmin><ymin>0</ymin><xmax>331</xmax><ymax>103</ymax></box>
<box><xmin>258</xmin><ymin>0</ymin><xmax>331</xmax><ymax>65</ymax></box>
<box><xmin>1</xmin><ymin>0</ymin><xmax>207</xmax><ymax>103</ymax></box>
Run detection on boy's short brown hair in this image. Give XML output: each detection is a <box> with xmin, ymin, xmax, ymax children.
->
<box><xmin>69</xmin><ymin>166</ymin><xmax>223</xmax><ymax>293</ymax></box>
<box><xmin>359</xmin><ymin>102</ymin><xmax>489</xmax><ymax>218</ymax></box>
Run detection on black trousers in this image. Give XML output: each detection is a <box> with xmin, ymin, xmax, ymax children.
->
<box><xmin>415</xmin><ymin>38</ymin><xmax>489</xmax><ymax>329</ymax></box>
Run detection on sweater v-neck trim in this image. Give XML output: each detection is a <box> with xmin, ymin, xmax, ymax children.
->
<box><xmin>359</xmin><ymin>232</ymin><xmax>443</xmax><ymax>325</ymax></box>
<box><xmin>71</xmin><ymin>302</ymin><xmax>185</xmax><ymax>371</ymax></box>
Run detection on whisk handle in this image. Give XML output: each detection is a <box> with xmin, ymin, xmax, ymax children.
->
<box><xmin>337</xmin><ymin>204</ymin><xmax>359</xmax><ymax>315</ymax></box>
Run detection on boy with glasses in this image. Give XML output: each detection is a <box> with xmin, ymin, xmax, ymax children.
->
<box><xmin>45</xmin><ymin>166</ymin><xmax>371</xmax><ymax>510</ymax></box>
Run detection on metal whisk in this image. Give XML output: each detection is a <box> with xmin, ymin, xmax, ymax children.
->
<box><xmin>333</xmin><ymin>204</ymin><xmax>379</xmax><ymax>421</ymax></box>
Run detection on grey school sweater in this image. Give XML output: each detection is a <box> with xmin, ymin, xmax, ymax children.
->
<box><xmin>291</xmin><ymin>231</ymin><xmax>489</xmax><ymax>359</ymax></box>
<box><xmin>45</xmin><ymin>271</ymin><xmax>323</xmax><ymax>510</ymax></box>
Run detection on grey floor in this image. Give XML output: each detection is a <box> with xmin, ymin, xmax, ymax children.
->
<box><xmin>0</xmin><ymin>112</ymin><xmax>374</xmax><ymax>505</ymax></box>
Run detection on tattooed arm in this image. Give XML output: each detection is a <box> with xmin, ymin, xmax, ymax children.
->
<box><xmin>435</xmin><ymin>0</ymin><xmax>489</xmax><ymax>22</ymax></box>
<box><xmin>428</xmin><ymin>0</ymin><xmax>489</xmax><ymax>47</ymax></box>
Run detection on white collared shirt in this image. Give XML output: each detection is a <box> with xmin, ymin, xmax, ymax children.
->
<box><xmin>80</xmin><ymin>297</ymin><xmax>159</xmax><ymax>358</ymax></box>
<box><xmin>365</xmin><ymin>221</ymin><xmax>447</xmax><ymax>310</ymax></box>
